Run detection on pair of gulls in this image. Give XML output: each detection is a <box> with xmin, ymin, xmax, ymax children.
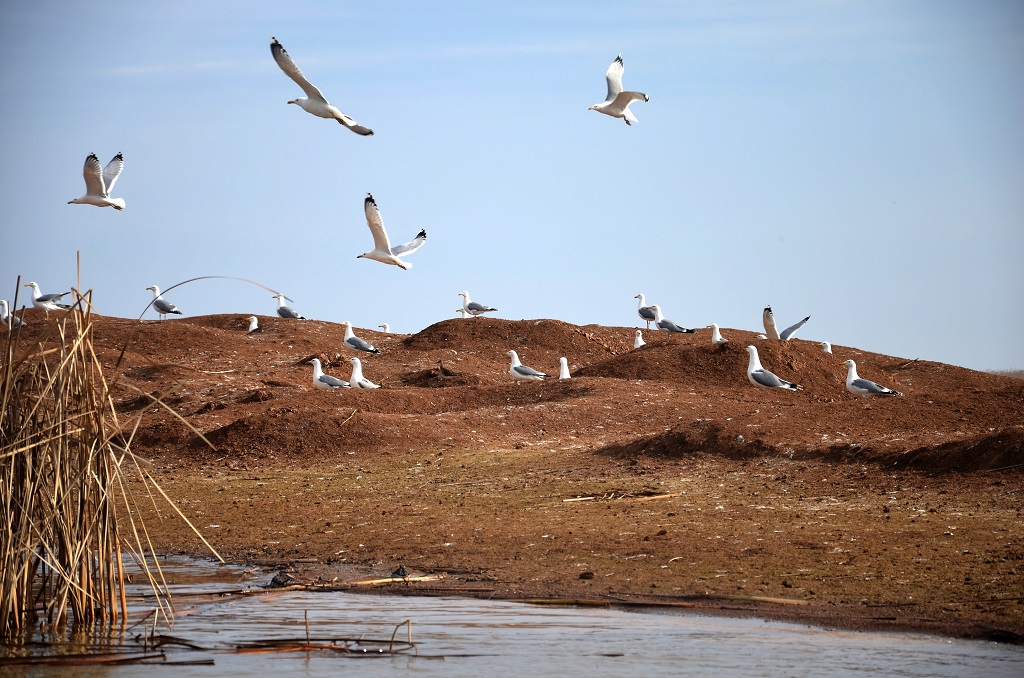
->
<box><xmin>746</xmin><ymin>345</ymin><xmax>902</xmax><ymax>398</ymax></box>
<box><xmin>311</xmin><ymin>357</ymin><xmax>379</xmax><ymax>389</ymax></box>
<box><xmin>507</xmin><ymin>351</ymin><xmax>570</xmax><ymax>382</ymax></box>
<box><xmin>634</xmin><ymin>294</ymin><xmax>694</xmax><ymax>333</ymax></box>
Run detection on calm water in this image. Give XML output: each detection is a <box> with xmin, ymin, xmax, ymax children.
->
<box><xmin>6</xmin><ymin>557</ymin><xmax>1023</xmax><ymax>677</ymax></box>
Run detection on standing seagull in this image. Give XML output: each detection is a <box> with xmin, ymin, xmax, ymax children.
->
<box><xmin>646</xmin><ymin>304</ymin><xmax>695</xmax><ymax>334</ymax></box>
<box><xmin>246</xmin><ymin>316</ymin><xmax>261</xmax><ymax>334</ymax></box>
<box><xmin>311</xmin><ymin>358</ymin><xmax>350</xmax><ymax>389</ymax></box>
<box><xmin>708</xmin><ymin>323</ymin><xmax>729</xmax><ymax>345</ymax></box>
<box><xmin>146</xmin><ymin>286</ymin><xmax>182</xmax><ymax>320</ymax></box>
<box><xmin>634</xmin><ymin>293</ymin><xmax>656</xmax><ymax>329</ymax></box>
<box><xmin>342</xmin><ymin>321</ymin><xmax>380</xmax><ymax>354</ymax></box>
<box><xmin>272</xmin><ymin>294</ymin><xmax>305</xmax><ymax>319</ymax></box>
<box><xmin>558</xmin><ymin>357</ymin><xmax>571</xmax><ymax>380</ymax></box>
<box><xmin>745</xmin><ymin>346</ymin><xmax>803</xmax><ymax>391</ymax></box>
<box><xmin>458</xmin><ymin>291</ymin><xmax>497</xmax><ymax>317</ymax></box>
<box><xmin>633</xmin><ymin>329</ymin><xmax>646</xmax><ymax>349</ymax></box>
<box><xmin>506</xmin><ymin>350</ymin><xmax>547</xmax><ymax>382</ymax></box>
<box><xmin>1</xmin><ymin>300</ymin><xmax>25</xmax><ymax>328</ymax></box>
<box><xmin>24</xmin><ymin>282</ymin><xmax>71</xmax><ymax>315</ymax></box>
<box><xmin>349</xmin><ymin>357</ymin><xmax>381</xmax><ymax>388</ymax></box>
<box><xmin>820</xmin><ymin>341</ymin><xmax>833</xmax><ymax>354</ymax></box>
<box><xmin>378</xmin><ymin>323</ymin><xmax>391</xmax><ymax>333</ymax></box>
<box><xmin>589</xmin><ymin>54</ymin><xmax>649</xmax><ymax>126</ymax></box>
<box><xmin>763</xmin><ymin>305</ymin><xmax>810</xmax><ymax>341</ymax></box>
<box><xmin>67</xmin><ymin>152</ymin><xmax>125</xmax><ymax>210</ymax></box>
<box><xmin>844</xmin><ymin>360</ymin><xmax>903</xmax><ymax>398</ymax></box>
<box><xmin>270</xmin><ymin>36</ymin><xmax>373</xmax><ymax>135</ymax></box>
<box><xmin>358</xmin><ymin>193</ymin><xmax>427</xmax><ymax>270</ymax></box>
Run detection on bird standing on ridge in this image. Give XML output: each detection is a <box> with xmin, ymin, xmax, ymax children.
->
<box><xmin>311</xmin><ymin>358</ymin><xmax>350</xmax><ymax>389</ymax></box>
<box><xmin>378</xmin><ymin>323</ymin><xmax>391</xmax><ymax>333</ymax></box>
<box><xmin>763</xmin><ymin>305</ymin><xmax>810</xmax><ymax>341</ymax></box>
<box><xmin>506</xmin><ymin>350</ymin><xmax>547</xmax><ymax>382</ymax></box>
<box><xmin>589</xmin><ymin>54</ymin><xmax>649</xmax><ymax>126</ymax></box>
<box><xmin>67</xmin><ymin>152</ymin><xmax>125</xmax><ymax>210</ymax></box>
<box><xmin>633</xmin><ymin>329</ymin><xmax>646</xmax><ymax>349</ymax></box>
<box><xmin>745</xmin><ymin>346</ymin><xmax>803</xmax><ymax>391</ymax></box>
<box><xmin>645</xmin><ymin>304</ymin><xmax>695</xmax><ymax>334</ymax></box>
<box><xmin>358</xmin><ymin>193</ymin><xmax>427</xmax><ymax>270</ymax></box>
<box><xmin>246</xmin><ymin>316</ymin><xmax>261</xmax><ymax>334</ymax></box>
<box><xmin>708</xmin><ymin>323</ymin><xmax>729</xmax><ymax>345</ymax></box>
<box><xmin>820</xmin><ymin>341</ymin><xmax>833</xmax><ymax>354</ymax></box>
<box><xmin>458</xmin><ymin>291</ymin><xmax>497</xmax><ymax>317</ymax></box>
<box><xmin>349</xmin><ymin>357</ymin><xmax>381</xmax><ymax>388</ymax></box>
<box><xmin>145</xmin><ymin>286</ymin><xmax>182</xmax><ymax>320</ymax></box>
<box><xmin>342</xmin><ymin>321</ymin><xmax>380</xmax><ymax>354</ymax></box>
<box><xmin>843</xmin><ymin>360</ymin><xmax>903</xmax><ymax>398</ymax></box>
<box><xmin>24</xmin><ymin>282</ymin><xmax>71</xmax><ymax>316</ymax></box>
<box><xmin>1</xmin><ymin>300</ymin><xmax>25</xmax><ymax>328</ymax></box>
<box><xmin>558</xmin><ymin>357</ymin><xmax>571</xmax><ymax>380</ymax></box>
<box><xmin>270</xmin><ymin>36</ymin><xmax>373</xmax><ymax>135</ymax></box>
<box><xmin>634</xmin><ymin>294</ymin><xmax>656</xmax><ymax>329</ymax></box>
<box><xmin>272</xmin><ymin>294</ymin><xmax>305</xmax><ymax>319</ymax></box>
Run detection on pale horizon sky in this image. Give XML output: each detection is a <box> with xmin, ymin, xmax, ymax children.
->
<box><xmin>3</xmin><ymin>1</ymin><xmax>1022</xmax><ymax>371</ymax></box>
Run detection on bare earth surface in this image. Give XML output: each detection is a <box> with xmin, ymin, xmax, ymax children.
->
<box><xmin>7</xmin><ymin>310</ymin><xmax>1024</xmax><ymax>642</ymax></box>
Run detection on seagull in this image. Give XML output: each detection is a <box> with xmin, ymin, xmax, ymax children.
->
<box><xmin>633</xmin><ymin>329</ymin><xmax>646</xmax><ymax>349</ymax></box>
<box><xmin>634</xmin><ymin>293</ymin><xmax>656</xmax><ymax>329</ymax></box>
<box><xmin>342</xmin><ymin>321</ymin><xmax>380</xmax><ymax>354</ymax></box>
<box><xmin>67</xmin><ymin>152</ymin><xmax>125</xmax><ymax>210</ymax></box>
<box><xmin>558</xmin><ymin>357</ymin><xmax>571</xmax><ymax>380</ymax></box>
<box><xmin>589</xmin><ymin>54</ymin><xmax>649</xmax><ymax>126</ymax></box>
<box><xmin>458</xmin><ymin>291</ymin><xmax>497</xmax><ymax>317</ymax></box>
<box><xmin>820</xmin><ymin>341</ymin><xmax>833</xmax><ymax>354</ymax></box>
<box><xmin>145</xmin><ymin>286</ymin><xmax>182</xmax><ymax>320</ymax></box>
<box><xmin>708</xmin><ymin>323</ymin><xmax>729</xmax><ymax>345</ymax></box>
<box><xmin>455</xmin><ymin>309</ymin><xmax>470</xmax><ymax>318</ymax></box>
<box><xmin>645</xmin><ymin>304</ymin><xmax>695</xmax><ymax>334</ymax></box>
<box><xmin>358</xmin><ymin>193</ymin><xmax>427</xmax><ymax>270</ymax></box>
<box><xmin>270</xmin><ymin>36</ymin><xmax>373</xmax><ymax>135</ymax></box>
<box><xmin>507</xmin><ymin>350</ymin><xmax>547</xmax><ymax>382</ymax></box>
<box><xmin>311</xmin><ymin>358</ymin><xmax>350</xmax><ymax>389</ymax></box>
<box><xmin>844</xmin><ymin>360</ymin><xmax>903</xmax><ymax>398</ymax></box>
<box><xmin>272</xmin><ymin>294</ymin><xmax>305</xmax><ymax>319</ymax></box>
<box><xmin>349</xmin><ymin>357</ymin><xmax>380</xmax><ymax>388</ymax></box>
<box><xmin>24</xmin><ymin>282</ymin><xmax>71</xmax><ymax>315</ymax></box>
<box><xmin>378</xmin><ymin>323</ymin><xmax>391</xmax><ymax>333</ymax></box>
<box><xmin>763</xmin><ymin>305</ymin><xmax>810</xmax><ymax>341</ymax></box>
<box><xmin>745</xmin><ymin>345</ymin><xmax>803</xmax><ymax>391</ymax></box>
<box><xmin>1</xmin><ymin>300</ymin><xmax>25</xmax><ymax>328</ymax></box>
<box><xmin>246</xmin><ymin>316</ymin><xmax>261</xmax><ymax>334</ymax></box>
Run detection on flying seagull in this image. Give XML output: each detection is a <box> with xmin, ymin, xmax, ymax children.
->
<box><xmin>708</xmin><ymin>323</ymin><xmax>729</xmax><ymax>345</ymax></box>
<box><xmin>358</xmin><ymin>193</ymin><xmax>427</xmax><ymax>270</ymax></box>
<box><xmin>458</xmin><ymin>291</ymin><xmax>497</xmax><ymax>317</ymax></box>
<box><xmin>146</xmin><ymin>286</ymin><xmax>182</xmax><ymax>320</ymax></box>
<box><xmin>763</xmin><ymin>305</ymin><xmax>810</xmax><ymax>341</ymax></box>
<box><xmin>844</xmin><ymin>360</ymin><xmax>903</xmax><ymax>398</ymax></box>
<box><xmin>633</xmin><ymin>329</ymin><xmax>646</xmax><ymax>349</ymax></box>
<box><xmin>349</xmin><ymin>357</ymin><xmax>381</xmax><ymax>388</ymax></box>
<box><xmin>588</xmin><ymin>54</ymin><xmax>649</xmax><ymax>126</ymax></box>
<box><xmin>1</xmin><ymin>299</ymin><xmax>25</xmax><ymax>329</ymax></box>
<box><xmin>272</xmin><ymin>293</ymin><xmax>305</xmax><ymax>319</ymax></box>
<box><xmin>67</xmin><ymin>152</ymin><xmax>125</xmax><ymax>210</ymax></box>
<box><xmin>342</xmin><ymin>321</ymin><xmax>380</xmax><ymax>354</ymax></box>
<box><xmin>645</xmin><ymin>304</ymin><xmax>695</xmax><ymax>334</ymax></box>
<box><xmin>270</xmin><ymin>36</ymin><xmax>373</xmax><ymax>135</ymax></box>
<box><xmin>745</xmin><ymin>345</ymin><xmax>803</xmax><ymax>391</ymax></box>
<box><xmin>507</xmin><ymin>350</ymin><xmax>547</xmax><ymax>382</ymax></box>
<box><xmin>24</xmin><ymin>282</ymin><xmax>71</xmax><ymax>315</ymax></box>
<box><xmin>311</xmin><ymin>358</ymin><xmax>349</xmax><ymax>389</ymax></box>
<box><xmin>634</xmin><ymin>293</ymin><xmax>656</xmax><ymax>329</ymax></box>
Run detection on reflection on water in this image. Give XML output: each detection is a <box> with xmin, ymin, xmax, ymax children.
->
<box><xmin>4</xmin><ymin>556</ymin><xmax>1023</xmax><ymax>677</ymax></box>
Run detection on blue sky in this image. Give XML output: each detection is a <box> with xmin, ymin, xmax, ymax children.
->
<box><xmin>2</xmin><ymin>1</ymin><xmax>1022</xmax><ymax>371</ymax></box>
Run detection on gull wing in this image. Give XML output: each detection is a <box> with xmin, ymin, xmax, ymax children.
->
<box><xmin>335</xmin><ymin>110</ymin><xmax>374</xmax><ymax>136</ymax></box>
<box><xmin>514</xmin><ymin>365</ymin><xmax>546</xmax><ymax>378</ymax></box>
<box><xmin>102</xmin><ymin>153</ymin><xmax>124</xmax><ymax>193</ymax></box>
<box><xmin>82</xmin><ymin>154</ymin><xmax>107</xmax><ymax>196</ymax></box>
<box><xmin>604</xmin><ymin>54</ymin><xmax>624</xmax><ymax>102</ymax></box>
<box><xmin>270</xmin><ymin>36</ymin><xmax>328</xmax><ymax>103</ymax></box>
<box><xmin>780</xmin><ymin>315</ymin><xmax>810</xmax><ymax>340</ymax></box>
<box><xmin>364</xmin><ymin>193</ymin><xmax>394</xmax><ymax>253</ymax></box>
<box><xmin>390</xmin><ymin>229</ymin><xmax>427</xmax><ymax>257</ymax></box>
<box><xmin>751</xmin><ymin>368</ymin><xmax>791</xmax><ymax>389</ymax></box>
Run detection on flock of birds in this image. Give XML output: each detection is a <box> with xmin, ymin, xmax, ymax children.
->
<box><xmin>11</xmin><ymin>37</ymin><xmax>902</xmax><ymax>401</ymax></box>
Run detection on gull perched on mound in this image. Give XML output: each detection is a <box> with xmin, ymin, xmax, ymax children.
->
<box><xmin>745</xmin><ymin>346</ymin><xmax>803</xmax><ymax>391</ymax></box>
<box><xmin>145</xmin><ymin>286</ymin><xmax>182</xmax><ymax>320</ymax></box>
<box><xmin>358</xmin><ymin>193</ymin><xmax>427</xmax><ymax>270</ymax></box>
<box><xmin>67</xmin><ymin>152</ymin><xmax>125</xmax><ymax>210</ymax></box>
<box><xmin>458</xmin><ymin>291</ymin><xmax>497</xmax><ymax>317</ymax></box>
<box><xmin>633</xmin><ymin>329</ymin><xmax>646</xmax><ymax>349</ymax></box>
<box><xmin>349</xmin><ymin>357</ymin><xmax>380</xmax><ymax>388</ymax></box>
<box><xmin>272</xmin><ymin>294</ymin><xmax>305</xmax><ymax>319</ymax></box>
<box><xmin>645</xmin><ymin>304</ymin><xmax>695</xmax><ymax>334</ymax></box>
<box><xmin>311</xmin><ymin>358</ymin><xmax>349</xmax><ymax>389</ymax></box>
<box><xmin>589</xmin><ymin>54</ymin><xmax>649</xmax><ymax>126</ymax></box>
<box><xmin>843</xmin><ymin>360</ymin><xmax>903</xmax><ymax>398</ymax></box>
<box><xmin>1</xmin><ymin>300</ymin><xmax>25</xmax><ymax>328</ymax></box>
<box><xmin>634</xmin><ymin>294</ymin><xmax>656</xmax><ymax>329</ymax></box>
<box><xmin>342</xmin><ymin>321</ymin><xmax>379</xmax><ymax>354</ymax></box>
<box><xmin>270</xmin><ymin>36</ymin><xmax>373</xmax><ymax>136</ymax></box>
<box><xmin>708</xmin><ymin>323</ymin><xmax>729</xmax><ymax>345</ymax></box>
<box><xmin>507</xmin><ymin>350</ymin><xmax>547</xmax><ymax>382</ymax></box>
<box><xmin>820</xmin><ymin>341</ymin><xmax>833</xmax><ymax>354</ymax></box>
<box><xmin>246</xmin><ymin>316</ymin><xmax>261</xmax><ymax>334</ymax></box>
<box><xmin>763</xmin><ymin>305</ymin><xmax>810</xmax><ymax>341</ymax></box>
<box><xmin>558</xmin><ymin>357</ymin><xmax>571</xmax><ymax>380</ymax></box>
<box><xmin>24</xmin><ymin>282</ymin><xmax>71</xmax><ymax>315</ymax></box>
